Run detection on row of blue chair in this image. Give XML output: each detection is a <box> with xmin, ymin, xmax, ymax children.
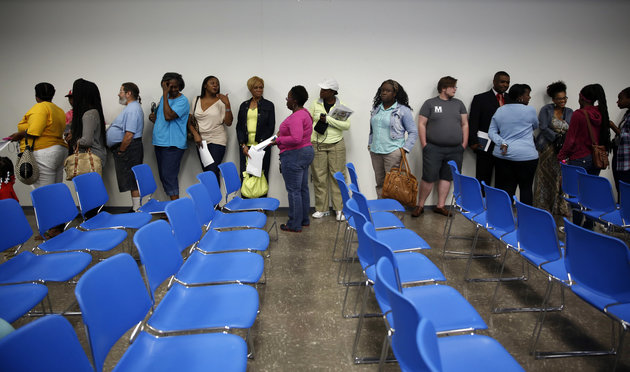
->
<box><xmin>1</xmin><ymin>166</ymin><xmax>276</xmax><ymax>371</ymax></box>
<box><xmin>331</xmin><ymin>169</ymin><xmax>523</xmax><ymax>370</ymax></box>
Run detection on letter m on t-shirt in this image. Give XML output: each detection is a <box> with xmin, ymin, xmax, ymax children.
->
<box><xmin>434</xmin><ymin>106</ymin><xmax>442</xmax><ymax>113</ymax></box>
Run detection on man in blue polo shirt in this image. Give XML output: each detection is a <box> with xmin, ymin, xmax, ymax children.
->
<box><xmin>107</xmin><ymin>82</ymin><xmax>144</xmax><ymax>211</ymax></box>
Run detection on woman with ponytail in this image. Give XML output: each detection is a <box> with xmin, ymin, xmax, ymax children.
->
<box><xmin>558</xmin><ymin>83</ymin><xmax>610</xmax><ymax>175</ymax></box>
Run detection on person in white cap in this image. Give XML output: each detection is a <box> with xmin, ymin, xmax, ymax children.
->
<box><xmin>309</xmin><ymin>78</ymin><xmax>351</xmax><ymax>221</ymax></box>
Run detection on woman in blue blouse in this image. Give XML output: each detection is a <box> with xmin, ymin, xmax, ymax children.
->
<box><xmin>369</xmin><ymin>79</ymin><xmax>417</xmax><ymax>198</ymax></box>
<box><xmin>149</xmin><ymin>72</ymin><xmax>190</xmax><ymax>200</ymax></box>
<box><xmin>488</xmin><ymin>84</ymin><xmax>539</xmax><ymax>205</ymax></box>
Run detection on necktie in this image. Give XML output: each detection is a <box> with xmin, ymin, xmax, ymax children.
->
<box><xmin>497</xmin><ymin>93</ymin><xmax>504</xmax><ymax>106</ymax></box>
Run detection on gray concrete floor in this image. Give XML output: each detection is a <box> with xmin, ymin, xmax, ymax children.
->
<box><xmin>10</xmin><ymin>207</ymin><xmax>630</xmax><ymax>371</ymax></box>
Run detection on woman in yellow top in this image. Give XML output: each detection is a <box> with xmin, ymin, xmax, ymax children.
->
<box><xmin>8</xmin><ymin>82</ymin><xmax>68</xmax><ymax>188</ymax></box>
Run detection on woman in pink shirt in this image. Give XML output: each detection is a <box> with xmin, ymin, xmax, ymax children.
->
<box><xmin>273</xmin><ymin>85</ymin><xmax>314</xmax><ymax>232</ymax></box>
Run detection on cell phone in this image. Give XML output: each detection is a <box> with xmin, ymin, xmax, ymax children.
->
<box><xmin>150</xmin><ymin>102</ymin><xmax>157</xmax><ymax>114</ymax></box>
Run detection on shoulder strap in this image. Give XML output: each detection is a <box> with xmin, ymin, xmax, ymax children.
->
<box><xmin>194</xmin><ymin>96</ymin><xmax>200</xmax><ymax>112</ymax></box>
<box><xmin>583</xmin><ymin>109</ymin><xmax>598</xmax><ymax>146</ymax></box>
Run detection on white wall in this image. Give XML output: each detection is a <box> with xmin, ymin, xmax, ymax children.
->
<box><xmin>2</xmin><ymin>0</ymin><xmax>629</xmax><ymax>206</ymax></box>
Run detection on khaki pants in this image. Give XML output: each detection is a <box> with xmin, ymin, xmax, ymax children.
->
<box><xmin>311</xmin><ymin>139</ymin><xmax>347</xmax><ymax>212</ymax></box>
<box><xmin>370</xmin><ymin>149</ymin><xmax>402</xmax><ymax>198</ymax></box>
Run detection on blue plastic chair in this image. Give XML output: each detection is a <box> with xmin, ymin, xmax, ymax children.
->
<box><xmin>493</xmin><ymin>197</ymin><xmax>567</xmax><ymax>315</ymax></box>
<box><xmin>464</xmin><ymin>182</ymin><xmax>524</xmax><ymax>282</ymax></box>
<box><xmin>369</xmin><ymin>257</ymin><xmax>489</xmax><ymax>367</ymax></box>
<box><xmin>600</xmin><ymin>180</ymin><xmax>630</xmax><ymax>231</ymax></box>
<box><xmin>72</xmin><ymin>172</ymin><xmax>152</xmax><ymax>230</ymax></box>
<box><xmin>441</xmin><ymin>160</ymin><xmax>463</xmax><ymax>237</ymax></box>
<box><xmin>186</xmin><ymin>184</ymin><xmax>269</xmax><ymax>256</ymax></box>
<box><xmin>161</xmin><ymin>200</ymin><xmax>264</xmax><ymax>285</ymax></box>
<box><xmin>0</xmin><ymin>283</ymin><xmax>48</xmax><ymax>323</ymax></box>
<box><xmin>75</xmin><ymin>254</ymin><xmax>249</xmax><ymax>372</ymax></box>
<box><xmin>30</xmin><ymin>183</ymin><xmax>127</xmax><ymax>253</ymax></box>
<box><xmin>0</xmin><ymin>199</ymin><xmax>92</xmax><ymax>315</ymax></box>
<box><xmin>380</xmin><ymin>260</ymin><xmax>523</xmax><ymax>371</ymax></box>
<box><xmin>131</xmin><ymin>163</ymin><xmax>173</xmax><ymax>214</ymax></box>
<box><xmin>0</xmin><ymin>314</ymin><xmax>95</xmax><ymax>372</ymax></box>
<box><xmin>576</xmin><ymin>172</ymin><xmax>618</xmax><ymax>227</ymax></box>
<box><xmin>560</xmin><ymin>162</ymin><xmax>587</xmax><ymax>207</ymax></box>
<box><xmin>442</xmin><ymin>172</ymin><xmax>488</xmax><ymax>258</ymax></box>
<box><xmin>346</xmin><ymin>162</ymin><xmax>404</xmax><ymax>213</ymax></box>
<box><xmin>216</xmin><ymin>163</ymin><xmax>280</xmax><ymax>239</ymax></box>
<box><xmin>194</xmin><ymin>172</ymin><xmax>267</xmax><ymax>230</ymax></box>
<box><xmin>352</xmin><ymin>189</ymin><xmax>405</xmax><ymax>229</ymax></box>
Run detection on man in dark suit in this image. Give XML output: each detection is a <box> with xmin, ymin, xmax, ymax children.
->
<box><xmin>468</xmin><ymin>71</ymin><xmax>510</xmax><ymax>188</ymax></box>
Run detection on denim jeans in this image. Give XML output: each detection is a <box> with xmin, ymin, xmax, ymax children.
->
<box><xmin>154</xmin><ymin>146</ymin><xmax>185</xmax><ymax>196</ymax></box>
<box><xmin>280</xmin><ymin>146</ymin><xmax>315</xmax><ymax>230</ymax></box>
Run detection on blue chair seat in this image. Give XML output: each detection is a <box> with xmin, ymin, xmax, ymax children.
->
<box><xmin>606</xmin><ymin>303</ymin><xmax>630</xmax><ymax>326</ymax></box>
<box><xmin>539</xmin><ymin>259</ymin><xmax>569</xmax><ymax>283</ymax></box>
<box><xmin>0</xmin><ymin>251</ymin><xmax>92</xmax><ymax>284</ymax></box>
<box><xmin>138</xmin><ymin>198</ymin><xmax>172</xmax><ymax>214</ymax></box>
<box><xmin>115</xmin><ymin>331</ymin><xmax>248</xmax><ymax>372</ymax></box>
<box><xmin>375</xmin><ymin>228</ymin><xmax>431</xmax><ymax>251</ymax></box>
<box><xmin>436</xmin><ymin>332</ymin><xmax>524</xmax><ymax>371</ymax></box>
<box><xmin>38</xmin><ymin>228</ymin><xmax>127</xmax><ymax>253</ymax></box>
<box><xmin>365</xmin><ymin>252</ymin><xmax>446</xmax><ymax>285</ymax></box>
<box><xmin>223</xmin><ymin>196</ymin><xmax>280</xmax><ymax>212</ymax></box>
<box><xmin>370</xmin><ymin>211</ymin><xmax>405</xmax><ymax>229</ymax></box>
<box><xmin>367</xmin><ymin>198</ymin><xmax>405</xmax><ymax>213</ymax></box>
<box><xmin>501</xmin><ymin>230</ymin><xmax>518</xmax><ymax>249</ymax></box>
<box><xmin>0</xmin><ymin>283</ymin><xmax>48</xmax><ymax>323</ymax></box>
<box><xmin>210</xmin><ymin>210</ymin><xmax>267</xmax><ymax>230</ymax></box>
<box><xmin>599</xmin><ymin>209</ymin><xmax>626</xmax><ymax>227</ymax></box>
<box><xmin>176</xmin><ymin>251</ymin><xmax>264</xmax><ymax>285</ymax></box>
<box><xmin>80</xmin><ymin>211</ymin><xmax>152</xmax><ymax>230</ymax></box>
<box><xmin>197</xmin><ymin>228</ymin><xmax>269</xmax><ymax>254</ymax></box>
<box><xmin>572</xmin><ymin>284</ymin><xmax>630</xmax><ymax>312</ymax></box>
<box><xmin>147</xmin><ymin>283</ymin><xmax>259</xmax><ymax>332</ymax></box>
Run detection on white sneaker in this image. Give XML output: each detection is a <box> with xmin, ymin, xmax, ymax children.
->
<box><xmin>312</xmin><ymin>210</ymin><xmax>330</xmax><ymax>218</ymax></box>
<box><xmin>336</xmin><ymin>211</ymin><xmax>346</xmax><ymax>221</ymax></box>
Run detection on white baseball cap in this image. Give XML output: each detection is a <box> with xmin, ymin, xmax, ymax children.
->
<box><xmin>318</xmin><ymin>78</ymin><xmax>339</xmax><ymax>91</ymax></box>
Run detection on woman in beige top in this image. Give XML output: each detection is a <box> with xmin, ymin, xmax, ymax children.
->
<box><xmin>188</xmin><ymin>75</ymin><xmax>232</xmax><ymax>178</ymax></box>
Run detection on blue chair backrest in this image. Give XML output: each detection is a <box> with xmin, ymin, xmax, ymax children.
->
<box><xmin>165</xmin><ymin>197</ymin><xmax>203</xmax><ymax>253</ymax></box>
<box><xmin>369</xmin><ymin>228</ymin><xmax>403</xmax><ymax>291</ymax></box>
<box><xmin>133</xmin><ymin>220</ymin><xmax>184</xmax><ymax>297</ymax></box>
<box><xmin>514</xmin><ymin>197</ymin><xmax>562</xmax><ymax>262</ymax></box>
<box><xmin>345</xmin><ymin>200</ymin><xmax>375</xmax><ymax>269</ymax></box>
<box><xmin>564</xmin><ymin>218</ymin><xmax>630</xmax><ymax>302</ymax></box>
<box><xmin>560</xmin><ymin>163</ymin><xmax>586</xmax><ymax>197</ymax></box>
<box><xmin>483</xmin><ymin>182</ymin><xmax>515</xmax><ymax>233</ymax></box>
<box><xmin>447</xmin><ymin>160</ymin><xmax>461</xmax><ymax>200</ymax></box>
<box><xmin>577</xmin><ymin>172</ymin><xmax>617</xmax><ymax>213</ymax></box>
<box><xmin>373</xmin><ymin>256</ymin><xmax>399</xmax><ymax>313</ymax></box>
<box><xmin>334</xmin><ymin>172</ymin><xmax>352</xmax><ymax>217</ymax></box>
<box><xmin>75</xmin><ymin>253</ymin><xmax>153</xmax><ymax>372</ymax></box>
<box><xmin>416</xmin><ymin>318</ymin><xmax>443</xmax><ymax>372</ymax></box>
<box><xmin>620</xmin><ymin>181</ymin><xmax>630</xmax><ymax>225</ymax></box>
<box><xmin>73</xmin><ymin>172</ymin><xmax>109</xmax><ymax>217</ymax></box>
<box><xmin>217</xmin><ymin>162</ymin><xmax>241</xmax><ymax>198</ymax></box>
<box><xmin>186</xmin><ymin>183</ymin><xmax>216</xmax><ymax>227</ymax></box>
<box><xmin>346</xmin><ymin>163</ymin><xmax>359</xmax><ymax>191</ymax></box>
<box><xmin>458</xmin><ymin>174</ymin><xmax>485</xmax><ymax>214</ymax></box>
<box><xmin>196</xmin><ymin>171</ymin><xmax>223</xmax><ymax>207</ymax></box>
<box><xmin>352</xmin><ymin>191</ymin><xmax>374</xmax><ymax>225</ymax></box>
<box><xmin>378</xmin><ymin>257</ymin><xmax>429</xmax><ymax>372</ymax></box>
<box><xmin>131</xmin><ymin>164</ymin><xmax>157</xmax><ymax>199</ymax></box>
<box><xmin>0</xmin><ymin>314</ymin><xmax>94</xmax><ymax>372</ymax></box>
<box><xmin>0</xmin><ymin>199</ymin><xmax>33</xmax><ymax>253</ymax></box>
<box><xmin>30</xmin><ymin>183</ymin><xmax>79</xmax><ymax>236</ymax></box>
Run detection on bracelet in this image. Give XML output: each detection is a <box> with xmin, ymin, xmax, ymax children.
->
<box><xmin>225</xmin><ymin>108</ymin><xmax>231</xmax><ymax>112</ymax></box>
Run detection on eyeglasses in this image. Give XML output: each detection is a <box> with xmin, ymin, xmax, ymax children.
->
<box><xmin>553</xmin><ymin>96</ymin><xmax>568</xmax><ymax>101</ymax></box>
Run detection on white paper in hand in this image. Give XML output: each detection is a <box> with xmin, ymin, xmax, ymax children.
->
<box><xmin>252</xmin><ymin>135</ymin><xmax>277</xmax><ymax>152</ymax></box>
<box><xmin>246</xmin><ymin>147</ymin><xmax>265</xmax><ymax>177</ymax></box>
<box><xmin>198</xmin><ymin>140</ymin><xmax>214</xmax><ymax>167</ymax></box>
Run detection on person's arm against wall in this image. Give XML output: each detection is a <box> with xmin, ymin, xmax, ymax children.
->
<box><xmin>401</xmin><ymin>108</ymin><xmax>417</xmax><ymax>152</ymax></box>
<box><xmin>262</xmin><ymin>101</ymin><xmax>276</xmax><ymax>140</ymax></box>
<box><xmin>417</xmin><ymin>115</ymin><xmax>428</xmax><ymax>149</ymax></box>
<box><xmin>119</xmin><ymin>131</ymin><xmax>135</xmax><ymax>152</ymax></box>
<box><xmin>219</xmin><ymin>94</ymin><xmax>233</xmax><ymax>126</ymax></box>
<box><xmin>170</xmin><ymin>96</ymin><xmax>190</xmax><ymax>124</ymax></box>
<box><xmin>461</xmin><ymin>114</ymin><xmax>469</xmax><ymax>149</ymax></box>
<box><xmin>468</xmin><ymin>95</ymin><xmax>481</xmax><ymax>149</ymax></box>
<box><xmin>236</xmin><ymin>101</ymin><xmax>248</xmax><ymax>145</ymax></box>
<box><xmin>161</xmin><ymin>82</ymin><xmax>178</xmax><ymax>121</ymax></box>
<box><xmin>488</xmin><ymin>115</ymin><xmax>504</xmax><ymax>147</ymax></box>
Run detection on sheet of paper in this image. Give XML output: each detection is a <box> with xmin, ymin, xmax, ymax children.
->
<box><xmin>198</xmin><ymin>140</ymin><xmax>214</xmax><ymax>167</ymax></box>
<box><xmin>252</xmin><ymin>135</ymin><xmax>277</xmax><ymax>152</ymax></box>
<box><xmin>477</xmin><ymin>131</ymin><xmax>491</xmax><ymax>152</ymax></box>
<box><xmin>0</xmin><ymin>140</ymin><xmax>11</xmax><ymax>153</ymax></box>
<box><xmin>329</xmin><ymin>104</ymin><xmax>354</xmax><ymax>121</ymax></box>
<box><xmin>246</xmin><ymin>147</ymin><xmax>265</xmax><ymax>177</ymax></box>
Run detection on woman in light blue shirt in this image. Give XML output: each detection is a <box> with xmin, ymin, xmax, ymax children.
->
<box><xmin>488</xmin><ymin>83</ymin><xmax>539</xmax><ymax>204</ymax></box>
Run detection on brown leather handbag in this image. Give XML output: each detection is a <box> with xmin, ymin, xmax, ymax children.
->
<box><xmin>584</xmin><ymin>109</ymin><xmax>609</xmax><ymax>169</ymax></box>
<box><xmin>382</xmin><ymin>149</ymin><xmax>418</xmax><ymax>207</ymax></box>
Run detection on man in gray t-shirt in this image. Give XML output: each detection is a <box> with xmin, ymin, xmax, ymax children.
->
<box><xmin>412</xmin><ymin>76</ymin><xmax>469</xmax><ymax>217</ymax></box>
